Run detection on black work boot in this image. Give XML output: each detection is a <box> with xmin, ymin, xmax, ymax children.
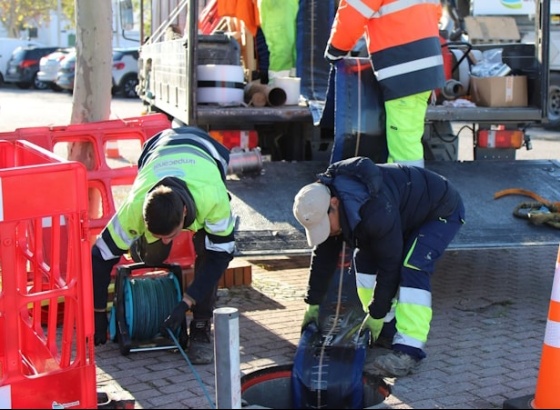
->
<box><xmin>188</xmin><ymin>320</ymin><xmax>213</xmax><ymax>364</ymax></box>
<box><xmin>94</xmin><ymin>311</ymin><xmax>108</xmax><ymax>346</ymax></box>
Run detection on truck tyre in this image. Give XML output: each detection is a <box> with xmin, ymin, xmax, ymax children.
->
<box><xmin>544</xmin><ymin>72</ymin><xmax>560</xmax><ymax>130</ymax></box>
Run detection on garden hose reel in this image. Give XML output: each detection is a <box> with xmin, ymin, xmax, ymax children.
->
<box><xmin>110</xmin><ymin>262</ymin><xmax>188</xmax><ymax>355</ymax></box>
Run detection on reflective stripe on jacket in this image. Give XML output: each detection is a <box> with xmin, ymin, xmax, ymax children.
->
<box><xmin>327</xmin><ymin>0</ymin><xmax>445</xmax><ymax>100</ymax></box>
<box><xmin>96</xmin><ymin>127</ymin><xmax>234</xmax><ymax>260</ymax></box>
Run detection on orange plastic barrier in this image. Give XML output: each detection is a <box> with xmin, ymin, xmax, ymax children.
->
<box><xmin>0</xmin><ymin>114</ymin><xmax>170</xmax><ymax>235</ymax></box>
<box><xmin>0</xmin><ymin>140</ymin><xmax>96</xmax><ymax>408</ymax></box>
<box><xmin>0</xmin><ymin>114</ymin><xmax>196</xmax><ymax>270</ymax></box>
<box><xmin>533</xmin><ymin>244</ymin><xmax>560</xmax><ymax>408</ymax></box>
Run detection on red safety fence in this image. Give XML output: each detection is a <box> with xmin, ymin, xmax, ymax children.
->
<box><xmin>0</xmin><ymin>114</ymin><xmax>196</xmax><ymax>271</ymax></box>
<box><xmin>0</xmin><ymin>140</ymin><xmax>97</xmax><ymax>408</ymax></box>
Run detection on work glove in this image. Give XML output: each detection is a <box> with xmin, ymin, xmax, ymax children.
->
<box><xmin>94</xmin><ymin>311</ymin><xmax>108</xmax><ymax>346</ymax></box>
<box><xmin>301</xmin><ymin>304</ymin><xmax>320</xmax><ymax>331</ymax></box>
<box><xmin>324</xmin><ymin>44</ymin><xmax>349</xmax><ymax>64</ymax></box>
<box><xmin>360</xmin><ymin>314</ymin><xmax>384</xmax><ymax>343</ymax></box>
<box><xmin>162</xmin><ymin>300</ymin><xmax>189</xmax><ymax>334</ymax></box>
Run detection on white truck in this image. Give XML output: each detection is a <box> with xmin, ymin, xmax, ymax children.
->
<box><xmin>134</xmin><ymin>0</ymin><xmax>560</xmax><ymax>255</ymax></box>
<box><xmin>443</xmin><ymin>0</ymin><xmax>560</xmax><ymax>128</ymax></box>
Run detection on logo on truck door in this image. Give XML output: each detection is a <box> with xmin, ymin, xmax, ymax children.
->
<box><xmin>501</xmin><ymin>0</ymin><xmax>522</xmax><ymax>9</ymax></box>
<box><xmin>473</xmin><ymin>0</ymin><xmax>560</xmax><ymax>15</ymax></box>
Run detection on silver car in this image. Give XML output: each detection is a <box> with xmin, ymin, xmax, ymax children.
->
<box><xmin>38</xmin><ymin>47</ymin><xmax>74</xmax><ymax>91</ymax></box>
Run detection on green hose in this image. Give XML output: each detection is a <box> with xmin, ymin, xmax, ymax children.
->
<box><xmin>126</xmin><ymin>273</ymin><xmax>182</xmax><ymax>341</ymax></box>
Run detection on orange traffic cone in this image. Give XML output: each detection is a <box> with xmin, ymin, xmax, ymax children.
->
<box><xmin>504</xmin><ymin>244</ymin><xmax>560</xmax><ymax>409</ymax></box>
<box><xmin>106</xmin><ymin>140</ymin><xmax>121</xmax><ymax>159</ymax></box>
<box><xmin>533</xmin><ymin>245</ymin><xmax>560</xmax><ymax>408</ymax></box>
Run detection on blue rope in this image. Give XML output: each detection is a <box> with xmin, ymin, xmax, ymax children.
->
<box><xmin>166</xmin><ymin>328</ymin><xmax>216</xmax><ymax>409</ymax></box>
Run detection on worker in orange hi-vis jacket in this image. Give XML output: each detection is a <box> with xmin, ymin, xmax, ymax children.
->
<box><xmin>324</xmin><ymin>0</ymin><xmax>445</xmax><ymax>168</ymax></box>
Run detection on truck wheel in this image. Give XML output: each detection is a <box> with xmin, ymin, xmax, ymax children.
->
<box><xmin>544</xmin><ymin>72</ymin><xmax>560</xmax><ymax>130</ymax></box>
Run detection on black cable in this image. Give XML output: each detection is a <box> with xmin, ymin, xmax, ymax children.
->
<box><xmin>431</xmin><ymin>122</ymin><xmax>473</xmax><ymax>144</ymax></box>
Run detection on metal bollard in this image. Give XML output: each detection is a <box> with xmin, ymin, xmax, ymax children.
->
<box><xmin>214</xmin><ymin>307</ymin><xmax>241</xmax><ymax>409</ymax></box>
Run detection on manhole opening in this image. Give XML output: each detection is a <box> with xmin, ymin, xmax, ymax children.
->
<box><xmin>241</xmin><ymin>364</ymin><xmax>391</xmax><ymax>409</ymax></box>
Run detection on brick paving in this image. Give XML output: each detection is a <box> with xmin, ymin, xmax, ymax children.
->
<box><xmin>95</xmin><ymin>244</ymin><xmax>559</xmax><ymax>409</ymax></box>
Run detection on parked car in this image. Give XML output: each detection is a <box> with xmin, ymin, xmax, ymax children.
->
<box><xmin>37</xmin><ymin>47</ymin><xmax>74</xmax><ymax>91</ymax></box>
<box><xmin>55</xmin><ymin>48</ymin><xmax>139</xmax><ymax>98</ymax></box>
<box><xmin>5</xmin><ymin>45</ymin><xmax>60</xmax><ymax>89</ymax></box>
<box><xmin>111</xmin><ymin>47</ymin><xmax>139</xmax><ymax>98</ymax></box>
<box><xmin>55</xmin><ymin>49</ymin><xmax>76</xmax><ymax>93</ymax></box>
<box><xmin>0</xmin><ymin>38</ymin><xmax>44</xmax><ymax>85</ymax></box>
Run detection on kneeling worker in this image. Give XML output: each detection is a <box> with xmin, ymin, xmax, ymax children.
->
<box><xmin>91</xmin><ymin>126</ymin><xmax>236</xmax><ymax>365</ymax></box>
<box><xmin>293</xmin><ymin>156</ymin><xmax>465</xmax><ymax>377</ymax></box>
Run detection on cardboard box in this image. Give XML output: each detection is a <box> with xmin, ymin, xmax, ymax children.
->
<box><xmin>470</xmin><ymin>75</ymin><xmax>527</xmax><ymax>107</ymax></box>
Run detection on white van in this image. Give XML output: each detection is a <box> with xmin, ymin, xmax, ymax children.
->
<box><xmin>0</xmin><ymin>38</ymin><xmax>44</xmax><ymax>84</ymax></box>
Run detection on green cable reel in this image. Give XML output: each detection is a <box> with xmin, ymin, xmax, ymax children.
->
<box><xmin>110</xmin><ymin>263</ymin><xmax>187</xmax><ymax>355</ymax></box>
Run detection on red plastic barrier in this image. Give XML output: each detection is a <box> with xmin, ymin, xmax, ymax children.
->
<box><xmin>0</xmin><ymin>114</ymin><xmax>171</xmax><ymax>234</ymax></box>
<box><xmin>0</xmin><ymin>140</ymin><xmax>96</xmax><ymax>408</ymax></box>
<box><xmin>0</xmin><ymin>114</ymin><xmax>196</xmax><ymax>270</ymax></box>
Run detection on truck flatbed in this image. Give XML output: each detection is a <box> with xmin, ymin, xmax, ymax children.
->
<box><xmin>195</xmin><ymin>104</ymin><xmax>544</xmax><ymax>127</ymax></box>
<box><xmin>228</xmin><ymin>159</ymin><xmax>560</xmax><ymax>256</ymax></box>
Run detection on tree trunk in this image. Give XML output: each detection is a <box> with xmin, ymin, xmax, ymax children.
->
<box><xmin>68</xmin><ymin>0</ymin><xmax>113</xmax><ymax>219</ymax></box>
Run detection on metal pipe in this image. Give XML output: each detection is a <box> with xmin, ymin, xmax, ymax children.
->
<box><xmin>441</xmin><ymin>79</ymin><xmax>464</xmax><ymax>100</ymax></box>
<box><xmin>186</xmin><ymin>0</ymin><xmax>198</xmax><ymax>125</ymax></box>
<box><xmin>214</xmin><ymin>307</ymin><xmax>241</xmax><ymax>409</ymax></box>
<box><xmin>227</xmin><ymin>148</ymin><xmax>263</xmax><ymax>176</ymax></box>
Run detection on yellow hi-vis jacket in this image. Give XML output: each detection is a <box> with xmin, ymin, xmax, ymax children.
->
<box><xmin>94</xmin><ymin>127</ymin><xmax>235</xmax><ymax>305</ymax></box>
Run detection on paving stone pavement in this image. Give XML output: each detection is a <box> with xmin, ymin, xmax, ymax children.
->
<box><xmin>94</xmin><ymin>244</ymin><xmax>559</xmax><ymax>409</ymax></box>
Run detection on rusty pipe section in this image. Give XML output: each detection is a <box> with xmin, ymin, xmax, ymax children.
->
<box><xmin>244</xmin><ymin>82</ymin><xmax>287</xmax><ymax>107</ymax></box>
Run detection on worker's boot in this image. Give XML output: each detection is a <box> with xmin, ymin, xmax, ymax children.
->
<box><xmin>94</xmin><ymin>311</ymin><xmax>108</xmax><ymax>346</ymax></box>
<box><xmin>188</xmin><ymin>320</ymin><xmax>214</xmax><ymax>364</ymax></box>
<box><xmin>371</xmin><ymin>351</ymin><xmax>420</xmax><ymax>378</ymax></box>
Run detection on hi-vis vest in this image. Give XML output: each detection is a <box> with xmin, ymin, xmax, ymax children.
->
<box><xmin>328</xmin><ymin>0</ymin><xmax>445</xmax><ymax>100</ymax></box>
<box><xmin>97</xmin><ymin>127</ymin><xmax>234</xmax><ymax>259</ymax></box>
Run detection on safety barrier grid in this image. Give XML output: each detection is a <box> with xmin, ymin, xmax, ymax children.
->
<box><xmin>0</xmin><ymin>140</ymin><xmax>97</xmax><ymax>408</ymax></box>
<box><xmin>0</xmin><ymin>114</ymin><xmax>196</xmax><ymax>271</ymax></box>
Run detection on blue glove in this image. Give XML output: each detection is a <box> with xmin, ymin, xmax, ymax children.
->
<box><xmin>162</xmin><ymin>300</ymin><xmax>189</xmax><ymax>334</ymax></box>
<box><xmin>360</xmin><ymin>314</ymin><xmax>384</xmax><ymax>342</ymax></box>
<box><xmin>324</xmin><ymin>44</ymin><xmax>349</xmax><ymax>64</ymax></box>
<box><xmin>301</xmin><ymin>304</ymin><xmax>320</xmax><ymax>331</ymax></box>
